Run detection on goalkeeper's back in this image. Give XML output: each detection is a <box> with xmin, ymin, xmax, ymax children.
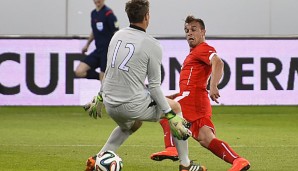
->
<box><xmin>102</xmin><ymin>26</ymin><xmax>164</xmax><ymax>106</ymax></box>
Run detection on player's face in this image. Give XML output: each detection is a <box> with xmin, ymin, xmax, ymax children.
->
<box><xmin>184</xmin><ymin>21</ymin><xmax>206</xmax><ymax>48</ymax></box>
<box><xmin>94</xmin><ymin>0</ymin><xmax>105</xmax><ymax>9</ymax></box>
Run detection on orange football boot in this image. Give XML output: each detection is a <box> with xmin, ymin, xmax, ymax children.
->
<box><xmin>228</xmin><ymin>157</ymin><xmax>250</xmax><ymax>171</ymax></box>
<box><xmin>85</xmin><ymin>156</ymin><xmax>96</xmax><ymax>171</ymax></box>
<box><xmin>150</xmin><ymin>147</ymin><xmax>179</xmax><ymax>161</ymax></box>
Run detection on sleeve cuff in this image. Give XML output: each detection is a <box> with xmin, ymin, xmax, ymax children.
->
<box><xmin>164</xmin><ymin>108</ymin><xmax>172</xmax><ymax>113</ymax></box>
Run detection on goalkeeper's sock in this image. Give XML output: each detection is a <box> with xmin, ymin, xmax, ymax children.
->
<box><xmin>208</xmin><ymin>138</ymin><xmax>239</xmax><ymax>164</ymax></box>
<box><xmin>86</xmin><ymin>70</ymin><xmax>100</xmax><ymax>80</ymax></box>
<box><xmin>99</xmin><ymin>126</ymin><xmax>132</xmax><ymax>154</ymax></box>
<box><xmin>159</xmin><ymin>119</ymin><xmax>175</xmax><ymax>148</ymax></box>
<box><xmin>173</xmin><ymin>136</ymin><xmax>190</xmax><ymax>166</ymax></box>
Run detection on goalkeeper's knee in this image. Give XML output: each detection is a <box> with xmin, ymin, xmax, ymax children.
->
<box><xmin>130</xmin><ymin>120</ymin><xmax>143</xmax><ymax>132</ymax></box>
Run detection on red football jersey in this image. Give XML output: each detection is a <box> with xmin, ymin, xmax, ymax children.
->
<box><xmin>177</xmin><ymin>42</ymin><xmax>217</xmax><ymax>122</ymax></box>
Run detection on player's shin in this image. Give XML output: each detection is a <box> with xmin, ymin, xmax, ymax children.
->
<box><xmin>173</xmin><ymin>136</ymin><xmax>190</xmax><ymax>166</ymax></box>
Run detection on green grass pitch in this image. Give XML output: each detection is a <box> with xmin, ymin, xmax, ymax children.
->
<box><xmin>0</xmin><ymin>106</ymin><xmax>297</xmax><ymax>171</ymax></box>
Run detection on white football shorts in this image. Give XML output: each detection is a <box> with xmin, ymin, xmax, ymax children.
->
<box><xmin>103</xmin><ymin>94</ymin><xmax>162</xmax><ymax>130</ymax></box>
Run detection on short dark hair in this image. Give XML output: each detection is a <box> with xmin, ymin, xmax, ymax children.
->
<box><xmin>125</xmin><ymin>0</ymin><xmax>149</xmax><ymax>23</ymax></box>
<box><xmin>185</xmin><ymin>15</ymin><xmax>205</xmax><ymax>30</ymax></box>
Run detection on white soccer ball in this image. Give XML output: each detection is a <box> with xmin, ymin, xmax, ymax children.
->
<box><xmin>95</xmin><ymin>150</ymin><xmax>123</xmax><ymax>171</ymax></box>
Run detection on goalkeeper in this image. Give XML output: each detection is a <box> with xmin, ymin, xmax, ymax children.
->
<box><xmin>84</xmin><ymin>1</ymin><xmax>206</xmax><ymax>171</ymax></box>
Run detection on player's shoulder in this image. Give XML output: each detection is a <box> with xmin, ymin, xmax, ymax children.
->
<box><xmin>115</xmin><ymin>27</ymin><xmax>160</xmax><ymax>47</ymax></box>
<box><xmin>145</xmin><ymin>34</ymin><xmax>159</xmax><ymax>43</ymax></box>
<box><xmin>143</xmin><ymin>36</ymin><xmax>161</xmax><ymax>53</ymax></box>
<box><xmin>91</xmin><ymin>9</ymin><xmax>97</xmax><ymax>15</ymax></box>
<box><xmin>111</xmin><ymin>27</ymin><xmax>127</xmax><ymax>38</ymax></box>
<box><xmin>141</xmin><ymin>34</ymin><xmax>159</xmax><ymax>46</ymax></box>
<box><xmin>102</xmin><ymin>5</ymin><xmax>112</xmax><ymax>12</ymax></box>
<box><xmin>102</xmin><ymin>5</ymin><xmax>115</xmax><ymax>16</ymax></box>
<box><xmin>201</xmin><ymin>42</ymin><xmax>215</xmax><ymax>48</ymax></box>
<box><xmin>196</xmin><ymin>42</ymin><xmax>216</xmax><ymax>52</ymax></box>
<box><xmin>103</xmin><ymin>5</ymin><xmax>111</xmax><ymax>10</ymax></box>
<box><xmin>112</xmin><ymin>27</ymin><xmax>145</xmax><ymax>40</ymax></box>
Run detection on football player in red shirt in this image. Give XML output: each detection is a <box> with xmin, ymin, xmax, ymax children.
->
<box><xmin>151</xmin><ymin>15</ymin><xmax>250</xmax><ymax>171</ymax></box>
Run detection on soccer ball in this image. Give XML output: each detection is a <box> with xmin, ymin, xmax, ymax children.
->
<box><xmin>95</xmin><ymin>150</ymin><xmax>123</xmax><ymax>171</ymax></box>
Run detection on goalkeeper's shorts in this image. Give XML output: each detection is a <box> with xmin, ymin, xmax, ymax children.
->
<box><xmin>189</xmin><ymin>116</ymin><xmax>215</xmax><ymax>140</ymax></box>
<box><xmin>104</xmin><ymin>94</ymin><xmax>162</xmax><ymax>130</ymax></box>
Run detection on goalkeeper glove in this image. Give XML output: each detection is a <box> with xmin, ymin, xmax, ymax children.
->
<box><xmin>165</xmin><ymin>110</ymin><xmax>192</xmax><ymax>140</ymax></box>
<box><xmin>83</xmin><ymin>93</ymin><xmax>103</xmax><ymax>119</ymax></box>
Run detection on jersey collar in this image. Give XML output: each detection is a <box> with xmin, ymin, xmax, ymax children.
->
<box><xmin>129</xmin><ymin>24</ymin><xmax>146</xmax><ymax>32</ymax></box>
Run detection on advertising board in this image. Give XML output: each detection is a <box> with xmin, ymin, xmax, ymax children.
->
<box><xmin>0</xmin><ymin>38</ymin><xmax>297</xmax><ymax>105</ymax></box>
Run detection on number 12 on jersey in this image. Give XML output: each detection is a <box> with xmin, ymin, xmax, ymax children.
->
<box><xmin>111</xmin><ymin>40</ymin><xmax>135</xmax><ymax>72</ymax></box>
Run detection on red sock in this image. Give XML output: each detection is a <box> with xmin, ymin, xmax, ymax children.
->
<box><xmin>159</xmin><ymin>119</ymin><xmax>175</xmax><ymax>148</ymax></box>
<box><xmin>208</xmin><ymin>138</ymin><xmax>239</xmax><ymax>164</ymax></box>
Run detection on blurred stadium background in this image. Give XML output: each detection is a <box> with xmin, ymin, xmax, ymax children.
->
<box><xmin>1</xmin><ymin>0</ymin><xmax>298</xmax><ymax>37</ymax></box>
<box><xmin>0</xmin><ymin>0</ymin><xmax>298</xmax><ymax>170</ymax></box>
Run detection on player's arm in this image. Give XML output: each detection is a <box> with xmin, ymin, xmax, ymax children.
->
<box><xmin>145</xmin><ymin>40</ymin><xmax>170</xmax><ymax>113</ymax></box>
<box><xmin>166</xmin><ymin>93</ymin><xmax>179</xmax><ymax>100</ymax></box>
<box><xmin>209</xmin><ymin>54</ymin><xmax>224</xmax><ymax>103</ymax></box>
<box><xmin>82</xmin><ymin>32</ymin><xmax>94</xmax><ymax>54</ymax></box>
<box><xmin>145</xmin><ymin>40</ymin><xmax>190</xmax><ymax>140</ymax></box>
<box><xmin>106</xmin><ymin>11</ymin><xmax>119</xmax><ymax>33</ymax></box>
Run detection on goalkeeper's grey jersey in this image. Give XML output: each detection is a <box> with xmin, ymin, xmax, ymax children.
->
<box><xmin>102</xmin><ymin>26</ymin><xmax>170</xmax><ymax>113</ymax></box>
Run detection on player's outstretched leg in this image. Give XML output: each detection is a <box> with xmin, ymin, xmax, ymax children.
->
<box><xmin>207</xmin><ymin>138</ymin><xmax>250</xmax><ymax>171</ymax></box>
<box><xmin>179</xmin><ymin>161</ymin><xmax>207</xmax><ymax>171</ymax></box>
<box><xmin>150</xmin><ymin>119</ymin><xmax>179</xmax><ymax>161</ymax></box>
